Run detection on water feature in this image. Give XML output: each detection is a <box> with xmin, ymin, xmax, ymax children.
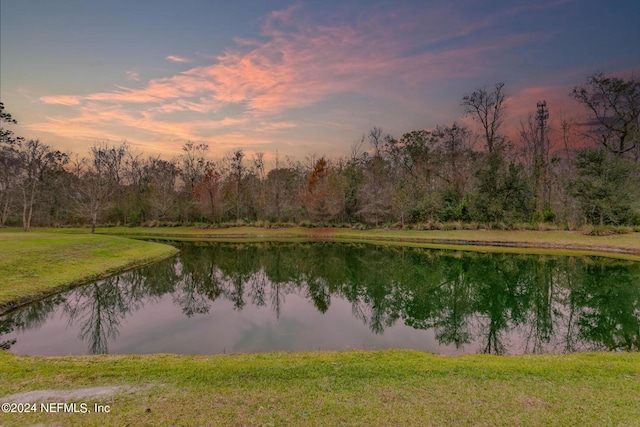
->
<box><xmin>2</xmin><ymin>242</ymin><xmax>639</xmax><ymax>355</ymax></box>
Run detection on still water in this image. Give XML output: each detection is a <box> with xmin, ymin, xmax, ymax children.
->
<box><xmin>2</xmin><ymin>242</ymin><xmax>639</xmax><ymax>356</ymax></box>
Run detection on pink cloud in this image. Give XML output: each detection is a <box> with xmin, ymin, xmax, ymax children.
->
<box><xmin>43</xmin><ymin>3</ymin><xmax>525</xmax><ymax>116</ymax></box>
<box><xmin>29</xmin><ymin>117</ymin><xmax>125</xmax><ymax>142</ymax></box>
<box><xmin>255</xmin><ymin>121</ymin><xmax>297</xmax><ymax>131</ymax></box>
<box><xmin>28</xmin><ymin>2</ymin><xmax>584</xmax><ymax>159</ymax></box>
<box><xmin>39</xmin><ymin>95</ymin><xmax>81</xmax><ymax>106</ymax></box>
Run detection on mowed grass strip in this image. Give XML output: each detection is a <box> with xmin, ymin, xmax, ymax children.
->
<box><xmin>0</xmin><ymin>232</ymin><xmax>178</xmax><ymax>310</ymax></box>
<box><xmin>85</xmin><ymin>226</ymin><xmax>640</xmax><ymax>260</ymax></box>
<box><xmin>0</xmin><ymin>350</ymin><xmax>638</xmax><ymax>426</ymax></box>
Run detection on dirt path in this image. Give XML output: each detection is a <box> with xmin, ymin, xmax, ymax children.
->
<box><xmin>0</xmin><ymin>385</ymin><xmax>142</xmax><ymax>402</ymax></box>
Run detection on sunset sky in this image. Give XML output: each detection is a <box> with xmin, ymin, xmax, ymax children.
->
<box><xmin>1</xmin><ymin>0</ymin><xmax>639</xmax><ymax>162</ymax></box>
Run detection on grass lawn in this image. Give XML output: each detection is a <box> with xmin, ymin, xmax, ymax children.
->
<box><xmin>0</xmin><ymin>231</ymin><xmax>178</xmax><ymax>312</ymax></box>
<box><xmin>1</xmin><ymin>350</ymin><xmax>639</xmax><ymax>426</ymax></box>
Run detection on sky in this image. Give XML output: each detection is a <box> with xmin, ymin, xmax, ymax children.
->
<box><xmin>1</xmin><ymin>0</ymin><xmax>639</xmax><ymax>162</ymax></box>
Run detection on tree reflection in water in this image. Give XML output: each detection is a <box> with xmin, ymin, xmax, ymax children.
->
<box><xmin>1</xmin><ymin>242</ymin><xmax>639</xmax><ymax>355</ymax></box>
<box><xmin>63</xmin><ymin>277</ymin><xmax>129</xmax><ymax>354</ymax></box>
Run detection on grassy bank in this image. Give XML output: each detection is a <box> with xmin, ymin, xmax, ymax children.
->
<box><xmin>87</xmin><ymin>226</ymin><xmax>640</xmax><ymax>260</ymax></box>
<box><xmin>0</xmin><ymin>232</ymin><xmax>179</xmax><ymax>313</ymax></box>
<box><xmin>1</xmin><ymin>350</ymin><xmax>638</xmax><ymax>426</ymax></box>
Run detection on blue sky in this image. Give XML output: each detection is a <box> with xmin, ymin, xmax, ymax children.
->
<box><xmin>1</xmin><ymin>0</ymin><xmax>639</xmax><ymax>161</ymax></box>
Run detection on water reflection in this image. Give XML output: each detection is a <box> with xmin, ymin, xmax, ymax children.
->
<box><xmin>1</xmin><ymin>242</ymin><xmax>639</xmax><ymax>355</ymax></box>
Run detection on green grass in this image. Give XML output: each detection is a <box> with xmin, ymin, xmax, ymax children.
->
<box><xmin>0</xmin><ymin>232</ymin><xmax>179</xmax><ymax>312</ymax></box>
<box><xmin>86</xmin><ymin>226</ymin><xmax>640</xmax><ymax>260</ymax></box>
<box><xmin>0</xmin><ymin>350</ymin><xmax>638</xmax><ymax>426</ymax></box>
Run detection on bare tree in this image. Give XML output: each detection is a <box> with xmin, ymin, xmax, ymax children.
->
<box><xmin>179</xmin><ymin>142</ymin><xmax>210</xmax><ymax>194</ymax></box>
<box><xmin>147</xmin><ymin>157</ymin><xmax>178</xmax><ymax>220</ymax></box>
<box><xmin>121</xmin><ymin>148</ymin><xmax>149</xmax><ymax>224</ymax></box>
<box><xmin>571</xmin><ymin>72</ymin><xmax>640</xmax><ymax>156</ymax></box>
<box><xmin>357</xmin><ymin>154</ymin><xmax>392</xmax><ymax>225</ymax></box>
<box><xmin>15</xmin><ymin>140</ymin><xmax>67</xmax><ymax>231</ymax></box>
<box><xmin>178</xmin><ymin>142</ymin><xmax>210</xmax><ymax>221</ymax></box>
<box><xmin>195</xmin><ymin>166</ymin><xmax>223</xmax><ymax>222</ymax></box>
<box><xmin>368</xmin><ymin>127</ymin><xmax>384</xmax><ymax>156</ymax></box>
<box><xmin>462</xmin><ymin>82</ymin><xmax>507</xmax><ymax>153</ymax></box>
<box><xmin>70</xmin><ymin>143</ymin><xmax>125</xmax><ymax>233</ymax></box>
<box><xmin>358</xmin><ymin>131</ymin><xmax>393</xmax><ymax>225</ymax></box>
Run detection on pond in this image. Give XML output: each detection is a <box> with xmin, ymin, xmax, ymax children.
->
<box><xmin>2</xmin><ymin>242</ymin><xmax>639</xmax><ymax>356</ymax></box>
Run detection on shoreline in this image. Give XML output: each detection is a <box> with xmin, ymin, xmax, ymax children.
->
<box><xmin>2</xmin><ymin>226</ymin><xmax>640</xmax><ymax>313</ymax></box>
<box><xmin>96</xmin><ymin>226</ymin><xmax>640</xmax><ymax>260</ymax></box>
<box><xmin>0</xmin><ymin>232</ymin><xmax>179</xmax><ymax>315</ymax></box>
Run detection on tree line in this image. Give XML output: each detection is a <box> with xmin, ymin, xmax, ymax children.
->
<box><xmin>1</xmin><ymin>72</ymin><xmax>639</xmax><ymax>232</ymax></box>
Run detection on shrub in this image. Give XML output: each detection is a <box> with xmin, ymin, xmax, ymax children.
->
<box><xmin>582</xmin><ymin>225</ymin><xmax>632</xmax><ymax>236</ymax></box>
<box><xmin>532</xmin><ymin>209</ymin><xmax>556</xmax><ymax>223</ymax></box>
